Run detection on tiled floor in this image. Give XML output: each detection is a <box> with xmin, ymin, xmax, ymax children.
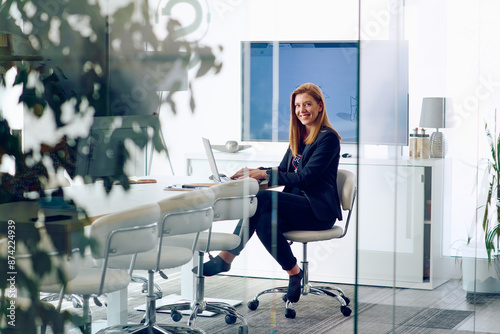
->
<box><xmin>356</xmin><ymin>279</ymin><xmax>500</xmax><ymax>333</ymax></box>
<box><xmin>46</xmin><ymin>273</ymin><xmax>500</xmax><ymax>334</ymax></box>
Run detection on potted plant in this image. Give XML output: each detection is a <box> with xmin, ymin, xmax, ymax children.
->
<box><xmin>481</xmin><ymin>121</ymin><xmax>500</xmax><ymax>269</ymax></box>
<box><xmin>462</xmin><ymin>120</ymin><xmax>500</xmax><ymax>297</ymax></box>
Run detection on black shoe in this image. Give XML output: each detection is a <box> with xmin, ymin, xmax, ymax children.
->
<box><xmin>286</xmin><ymin>269</ymin><xmax>303</xmax><ymax>303</ymax></box>
<box><xmin>192</xmin><ymin>255</ymin><xmax>231</xmax><ymax>277</ymax></box>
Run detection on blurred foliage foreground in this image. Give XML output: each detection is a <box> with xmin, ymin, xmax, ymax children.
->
<box><xmin>0</xmin><ymin>0</ymin><xmax>221</xmax><ymax>332</ymax></box>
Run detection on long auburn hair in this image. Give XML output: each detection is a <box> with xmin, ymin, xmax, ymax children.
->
<box><xmin>289</xmin><ymin>83</ymin><xmax>341</xmax><ymax>157</ymax></box>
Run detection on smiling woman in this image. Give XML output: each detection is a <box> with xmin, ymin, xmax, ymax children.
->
<box><xmin>288</xmin><ymin>83</ymin><xmax>341</xmax><ymax>157</ymax></box>
<box><xmin>201</xmin><ymin>82</ymin><xmax>343</xmax><ymax>306</ymax></box>
<box><xmin>294</xmin><ymin>92</ymin><xmax>323</xmax><ymax>135</ymax></box>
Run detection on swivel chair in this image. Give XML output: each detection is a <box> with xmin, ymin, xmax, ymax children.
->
<box><xmin>0</xmin><ymin>221</ymin><xmax>81</xmax><ymax>334</ymax></box>
<box><xmin>247</xmin><ymin>169</ymin><xmax>356</xmax><ymax>319</ymax></box>
<box><xmin>43</xmin><ymin>202</ymin><xmax>161</xmax><ymax>334</ymax></box>
<box><xmin>100</xmin><ymin>188</ymin><xmax>215</xmax><ymax>334</ymax></box>
<box><xmin>158</xmin><ymin>178</ymin><xmax>259</xmax><ymax>334</ymax></box>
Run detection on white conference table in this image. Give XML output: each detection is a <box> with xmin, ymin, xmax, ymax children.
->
<box><xmin>63</xmin><ymin>175</ymin><xmax>198</xmax><ymax>220</ymax></box>
<box><xmin>62</xmin><ymin>175</ymin><xmax>209</xmax><ymax>326</ymax></box>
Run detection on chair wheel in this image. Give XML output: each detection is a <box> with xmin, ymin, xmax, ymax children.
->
<box><xmin>285</xmin><ymin>308</ymin><xmax>296</xmax><ymax>319</ymax></box>
<box><xmin>238</xmin><ymin>325</ymin><xmax>248</xmax><ymax>334</ymax></box>
<box><xmin>341</xmin><ymin>305</ymin><xmax>352</xmax><ymax>316</ymax></box>
<box><xmin>72</xmin><ymin>299</ymin><xmax>81</xmax><ymax>308</ymax></box>
<box><xmin>140</xmin><ymin>317</ymin><xmax>146</xmax><ymax>324</ymax></box>
<box><xmin>225</xmin><ymin>314</ymin><xmax>237</xmax><ymax>324</ymax></box>
<box><xmin>247</xmin><ymin>300</ymin><xmax>259</xmax><ymax>311</ymax></box>
<box><xmin>171</xmin><ymin>310</ymin><xmax>183</xmax><ymax>322</ymax></box>
<box><xmin>343</xmin><ymin>296</ymin><xmax>350</xmax><ymax>306</ymax></box>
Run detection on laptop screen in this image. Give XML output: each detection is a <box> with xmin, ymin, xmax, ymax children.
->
<box><xmin>202</xmin><ymin>137</ymin><xmax>222</xmax><ymax>183</ymax></box>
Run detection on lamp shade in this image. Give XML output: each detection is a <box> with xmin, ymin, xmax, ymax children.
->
<box><xmin>419</xmin><ymin>97</ymin><xmax>453</xmax><ymax>129</ymax></box>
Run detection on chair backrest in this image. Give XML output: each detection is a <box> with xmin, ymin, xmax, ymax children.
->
<box><xmin>157</xmin><ymin>187</ymin><xmax>215</xmax><ymax>236</ymax></box>
<box><xmin>0</xmin><ymin>228</ymin><xmax>81</xmax><ymax>287</ymax></box>
<box><xmin>211</xmin><ymin>178</ymin><xmax>259</xmax><ymax>221</ymax></box>
<box><xmin>90</xmin><ymin>203</ymin><xmax>160</xmax><ymax>259</ymax></box>
<box><xmin>89</xmin><ymin>202</ymin><xmax>160</xmax><ymax>294</ymax></box>
<box><xmin>337</xmin><ymin>169</ymin><xmax>356</xmax><ymax>211</ymax></box>
<box><xmin>0</xmin><ymin>202</ymin><xmax>81</xmax><ymax>291</ymax></box>
<box><xmin>336</xmin><ymin>169</ymin><xmax>357</xmax><ymax>237</ymax></box>
<box><xmin>156</xmin><ymin>188</ymin><xmax>215</xmax><ymax>270</ymax></box>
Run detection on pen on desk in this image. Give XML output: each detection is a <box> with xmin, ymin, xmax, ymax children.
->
<box><xmin>182</xmin><ymin>184</ymin><xmax>197</xmax><ymax>189</ymax></box>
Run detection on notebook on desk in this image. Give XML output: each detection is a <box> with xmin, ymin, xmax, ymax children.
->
<box><xmin>202</xmin><ymin>137</ymin><xmax>233</xmax><ymax>183</ymax></box>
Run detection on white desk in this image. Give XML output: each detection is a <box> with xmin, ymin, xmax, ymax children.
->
<box><xmin>63</xmin><ymin>176</ymin><xmax>196</xmax><ymax>218</ymax></box>
<box><xmin>186</xmin><ymin>150</ymin><xmax>452</xmax><ymax>290</ymax></box>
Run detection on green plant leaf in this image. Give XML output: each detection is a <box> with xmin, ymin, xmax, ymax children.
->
<box><xmin>32</xmin><ymin>251</ymin><xmax>52</xmax><ymax>278</ymax></box>
<box><xmin>482</xmin><ymin>122</ymin><xmax>500</xmax><ymax>263</ymax></box>
<box><xmin>113</xmin><ymin>3</ymin><xmax>135</xmax><ymax>25</ymax></box>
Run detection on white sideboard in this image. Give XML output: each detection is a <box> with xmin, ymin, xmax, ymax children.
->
<box><xmin>185</xmin><ymin>150</ymin><xmax>451</xmax><ymax>290</ymax></box>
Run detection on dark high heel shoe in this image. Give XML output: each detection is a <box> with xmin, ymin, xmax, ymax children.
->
<box><xmin>286</xmin><ymin>269</ymin><xmax>303</xmax><ymax>303</ymax></box>
<box><xmin>192</xmin><ymin>255</ymin><xmax>231</xmax><ymax>277</ymax></box>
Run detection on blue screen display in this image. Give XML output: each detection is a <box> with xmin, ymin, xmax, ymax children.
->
<box><xmin>242</xmin><ymin>42</ymin><xmax>359</xmax><ymax>142</ymax></box>
<box><xmin>241</xmin><ymin>41</ymin><xmax>408</xmax><ymax>145</ymax></box>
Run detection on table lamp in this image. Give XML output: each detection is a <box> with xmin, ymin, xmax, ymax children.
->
<box><xmin>419</xmin><ymin>97</ymin><xmax>452</xmax><ymax>158</ymax></box>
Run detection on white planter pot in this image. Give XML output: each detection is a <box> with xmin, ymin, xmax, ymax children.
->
<box><xmin>462</xmin><ymin>246</ymin><xmax>500</xmax><ymax>294</ymax></box>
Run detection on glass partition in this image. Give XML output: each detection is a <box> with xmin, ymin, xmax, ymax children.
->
<box><xmin>356</xmin><ymin>0</ymin><xmax>499</xmax><ymax>333</ymax></box>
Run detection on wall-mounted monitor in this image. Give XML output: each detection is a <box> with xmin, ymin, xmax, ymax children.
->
<box><xmin>74</xmin><ymin>115</ymin><xmax>159</xmax><ymax>181</ymax></box>
<box><xmin>241</xmin><ymin>40</ymin><xmax>409</xmax><ymax>146</ymax></box>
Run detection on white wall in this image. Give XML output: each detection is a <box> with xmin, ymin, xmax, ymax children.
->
<box><xmin>150</xmin><ymin>0</ymin><xmax>359</xmax><ymax>176</ymax></box>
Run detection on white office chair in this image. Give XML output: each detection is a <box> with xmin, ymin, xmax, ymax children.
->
<box><xmin>247</xmin><ymin>169</ymin><xmax>356</xmax><ymax>319</ymax></box>
<box><xmin>99</xmin><ymin>188</ymin><xmax>215</xmax><ymax>334</ymax></box>
<box><xmin>158</xmin><ymin>178</ymin><xmax>259</xmax><ymax>334</ymax></box>
<box><xmin>0</xmin><ymin>202</ymin><xmax>82</xmax><ymax>293</ymax></box>
<box><xmin>0</xmin><ymin>224</ymin><xmax>82</xmax><ymax>334</ymax></box>
<box><xmin>42</xmin><ymin>202</ymin><xmax>161</xmax><ymax>334</ymax></box>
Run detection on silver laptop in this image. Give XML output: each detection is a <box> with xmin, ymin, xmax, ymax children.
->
<box><xmin>202</xmin><ymin>137</ymin><xmax>233</xmax><ymax>183</ymax></box>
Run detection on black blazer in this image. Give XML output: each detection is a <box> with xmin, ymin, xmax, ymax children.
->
<box><xmin>267</xmin><ymin>127</ymin><xmax>342</xmax><ymax>222</ymax></box>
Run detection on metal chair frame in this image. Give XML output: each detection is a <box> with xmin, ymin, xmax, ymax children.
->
<box><xmin>156</xmin><ymin>194</ymin><xmax>257</xmax><ymax>334</ymax></box>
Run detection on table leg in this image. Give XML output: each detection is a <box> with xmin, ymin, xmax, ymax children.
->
<box><xmin>180</xmin><ymin>258</ymin><xmax>195</xmax><ymax>300</ymax></box>
<box><xmin>106</xmin><ymin>288</ymin><xmax>128</xmax><ymax>326</ymax></box>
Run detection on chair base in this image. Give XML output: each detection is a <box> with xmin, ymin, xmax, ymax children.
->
<box><xmin>154</xmin><ymin>299</ymin><xmax>248</xmax><ymax>334</ymax></box>
<box><xmin>147</xmin><ymin>251</ymin><xmax>249</xmax><ymax>334</ymax></box>
<box><xmin>247</xmin><ymin>241</ymin><xmax>353</xmax><ymax>318</ymax></box>
<box><xmin>138</xmin><ymin>294</ymin><xmax>242</xmax><ymax>317</ymax></box>
<box><xmin>96</xmin><ymin>323</ymin><xmax>205</xmax><ymax>334</ymax></box>
<box><xmin>247</xmin><ymin>282</ymin><xmax>352</xmax><ymax>318</ymax></box>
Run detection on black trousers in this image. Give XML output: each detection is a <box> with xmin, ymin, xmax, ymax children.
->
<box><xmin>229</xmin><ymin>189</ymin><xmax>335</xmax><ymax>271</ymax></box>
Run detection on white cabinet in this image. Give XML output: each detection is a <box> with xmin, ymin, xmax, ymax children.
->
<box><xmin>337</xmin><ymin>159</ymin><xmax>451</xmax><ymax>290</ymax></box>
<box><xmin>355</xmin><ymin>164</ymin><xmax>426</xmax><ymax>286</ymax></box>
<box><xmin>186</xmin><ymin>151</ymin><xmax>451</xmax><ymax>290</ymax></box>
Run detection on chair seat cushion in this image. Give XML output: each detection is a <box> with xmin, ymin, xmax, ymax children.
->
<box><xmin>43</xmin><ymin>267</ymin><xmax>130</xmax><ymax>295</ymax></box>
<box><xmin>283</xmin><ymin>225</ymin><xmax>344</xmax><ymax>243</ymax></box>
<box><xmin>164</xmin><ymin>232</ymin><xmax>240</xmax><ymax>252</ymax></box>
<box><xmin>105</xmin><ymin>245</ymin><xmax>193</xmax><ymax>270</ymax></box>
